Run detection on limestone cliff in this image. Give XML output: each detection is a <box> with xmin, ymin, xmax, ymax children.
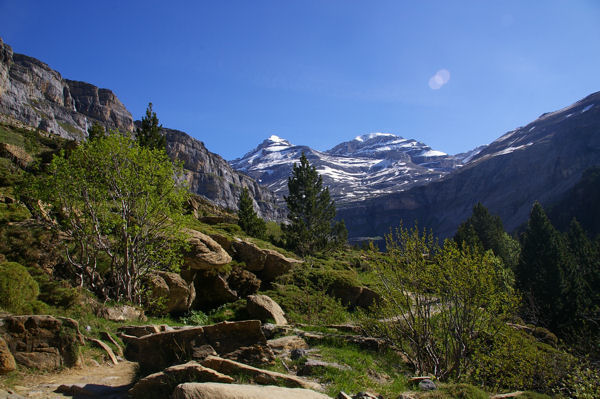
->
<box><xmin>0</xmin><ymin>38</ymin><xmax>133</xmax><ymax>138</ymax></box>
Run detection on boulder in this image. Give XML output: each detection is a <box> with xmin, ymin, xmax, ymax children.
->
<box><xmin>246</xmin><ymin>295</ymin><xmax>287</xmax><ymax>325</ymax></box>
<box><xmin>117</xmin><ymin>324</ymin><xmax>168</xmax><ymax>338</ymax></box>
<box><xmin>172</xmin><ymin>382</ymin><xmax>330</xmax><ymax>399</ymax></box>
<box><xmin>184</xmin><ymin>229</ymin><xmax>232</xmax><ymax>270</ymax></box>
<box><xmin>267</xmin><ymin>335</ymin><xmax>308</xmax><ymax>352</ymax></box>
<box><xmin>192</xmin><ymin>271</ymin><xmax>238</xmax><ymax>310</ymax></box>
<box><xmin>124</xmin><ymin>326</ymin><xmax>207</xmax><ymax>373</ymax></box>
<box><xmin>201</xmin><ymin>356</ymin><xmax>320</xmax><ymax>390</ymax></box>
<box><xmin>209</xmin><ymin>234</ymin><xmax>234</xmax><ymax>255</ymax></box>
<box><xmin>328</xmin><ymin>284</ymin><xmax>381</xmax><ymax>310</ymax></box>
<box><xmin>97</xmin><ymin>304</ymin><xmax>146</xmax><ymax>322</ymax></box>
<box><xmin>232</xmin><ymin>240</ymin><xmax>267</xmax><ymax>271</ymax></box>
<box><xmin>146</xmin><ymin>271</ymin><xmax>195</xmax><ymax>315</ymax></box>
<box><xmin>0</xmin><ymin>336</ymin><xmax>16</xmax><ymax>374</ymax></box>
<box><xmin>227</xmin><ymin>267</ymin><xmax>261</xmax><ymax>297</ymax></box>
<box><xmin>418</xmin><ymin>379</ymin><xmax>437</xmax><ymax>391</ymax></box>
<box><xmin>0</xmin><ymin>315</ymin><xmax>82</xmax><ymax>370</ymax></box>
<box><xmin>129</xmin><ymin>361</ymin><xmax>234</xmax><ymax>399</ymax></box>
<box><xmin>124</xmin><ymin>320</ymin><xmax>273</xmax><ymax>373</ymax></box>
<box><xmin>261</xmin><ymin>250</ymin><xmax>302</xmax><ymax>282</ymax></box>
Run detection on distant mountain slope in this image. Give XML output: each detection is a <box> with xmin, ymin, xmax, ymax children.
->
<box><xmin>0</xmin><ymin>38</ymin><xmax>283</xmax><ymax>220</ymax></box>
<box><xmin>337</xmin><ymin>91</ymin><xmax>600</xmax><ymax>240</ymax></box>
<box><xmin>230</xmin><ymin>133</ymin><xmax>460</xmax><ymax>204</ymax></box>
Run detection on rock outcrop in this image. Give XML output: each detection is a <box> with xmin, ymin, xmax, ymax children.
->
<box><xmin>124</xmin><ymin>320</ymin><xmax>274</xmax><ymax>373</ymax></box>
<box><xmin>201</xmin><ymin>355</ymin><xmax>321</xmax><ymax>390</ymax></box>
<box><xmin>172</xmin><ymin>382</ymin><xmax>331</xmax><ymax>399</ymax></box>
<box><xmin>0</xmin><ymin>315</ymin><xmax>82</xmax><ymax>370</ymax></box>
<box><xmin>0</xmin><ymin>38</ymin><xmax>133</xmax><ymax>139</ymax></box>
<box><xmin>246</xmin><ymin>295</ymin><xmax>287</xmax><ymax>326</ymax></box>
<box><xmin>145</xmin><ymin>271</ymin><xmax>196</xmax><ymax>315</ymax></box>
<box><xmin>129</xmin><ymin>361</ymin><xmax>234</xmax><ymax>399</ymax></box>
<box><xmin>232</xmin><ymin>239</ymin><xmax>302</xmax><ymax>283</ymax></box>
<box><xmin>183</xmin><ymin>229</ymin><xmax>232</xmax><ymax>271</ymax></box>
<box><xmin>0</xmin><ymin>336</ymin><xmax>16</xmax><ymax>374</ymax></box>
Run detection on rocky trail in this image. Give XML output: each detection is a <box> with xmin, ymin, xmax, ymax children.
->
<box><xmin>1</xmin><ymin>360</ymin><xmax>136</xmax><ymax>398</ymax></box>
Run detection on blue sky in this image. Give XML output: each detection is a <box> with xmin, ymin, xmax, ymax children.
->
<box><xmin>1</xmin><ymin>1</ymin><xmax>599</xmax><ymax>159</ymax></box>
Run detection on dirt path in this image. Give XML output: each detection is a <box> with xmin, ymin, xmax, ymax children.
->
<box><xmin>1</xmin><ymin>360</ymin><xmax>137</xmax><ymax>398</ymax></box>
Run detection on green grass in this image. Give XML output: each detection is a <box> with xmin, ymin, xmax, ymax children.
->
<box><xmin>0</xmin><ymin>203</ymin><xmax>31</xmax><ymax>223</ymax></box>
<box><xmin>314</xmin><ymin>341</ymin><xmax>409</xmax><ymax>397</ymax></box>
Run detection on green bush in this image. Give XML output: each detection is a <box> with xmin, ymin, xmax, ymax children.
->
<box><xmin>421</xmin><ymin>384</ymin><xmax>488</xmax><ymax>399</ymax></box>
<box><xmin>470</xmin><ymin>326</ymin><xmax>575</xmax><ymax>393</ymax></box>
<box><xmin>0</xmin><ymin>261</ymin><xmax>40</xmax><ymax>313</ymax></box>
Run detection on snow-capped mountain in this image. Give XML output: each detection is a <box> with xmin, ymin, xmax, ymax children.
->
<box><xmin>230</xmin><ymin>133</ymin><xmax>460</xmax><ymax>204</ymax></box>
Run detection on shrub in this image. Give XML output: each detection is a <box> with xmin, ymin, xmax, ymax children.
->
<box><xmin>0</xmin><ymin>261</ymin><xmax>40</xmax><ymax>313</ymax></box>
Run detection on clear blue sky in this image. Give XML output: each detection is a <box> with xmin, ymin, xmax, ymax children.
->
<box><xmin>1</xmin><ymin>1</ymin><xmax>599</xmax><ymax>160</ymax></box>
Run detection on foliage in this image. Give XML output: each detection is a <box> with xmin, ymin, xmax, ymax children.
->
<box><xmin>516</xmin><ymin>202</ymin><xmax>568</xmax><ymax>330</ymax></box>
<box><xmin>0</xmin><ymin>203</ymin><xmax>31</xmax><ymax>223</ymax></box>
<box><xmin>0</xmin><ymin>261</ymin><xmax>45</xmax><ymax>314</ymax></box>
<box><xmin>237</xmin><ymin>187</ymin><xmax>266</xmax><ymax>238</ymax></box>
<box><xmin>470</xmin><ymin>325</ymin><xmax>575</xmax><ymax>393</ymax></box>
<box><xmin>421</xmin><ymin>384</ymin><xmax>488</xmax><ymax>399</ymax></box>
<box><xmin>282</xmin><ymin>153</ymin><xmax>347</xmax><ymax>256</ymax></box>
<box><xmin>454</xmin><ymin>202</ymin><xmax>520</xmax><ymax>269</ymax></box>
<box><xmin>556</xmin><ymin>362</ymin><xmax>600</xmax><ymax>399</ymax></box>
<box><xmin>360</xmin><ymin>225</ymin><xmax>517</xmax><ymax>380</ymax></box>
<box><xmin>87</xmin><ymin>122</ymin><xmax>106</xmax><ymax>141</ymax></box>
<box><xmin>180</xmin><ymin>310</ymin><xmax>210</xmax><ymax>326</ymax></box>
<box><xmin>136</xmin><ymin>102</ymin><xmax>166</xmax><ymax>151</ymax></box>
<box><xmin>32</xmin><ymin>132</ymin><xmax>189</xmax><ymax>303</ymax></box>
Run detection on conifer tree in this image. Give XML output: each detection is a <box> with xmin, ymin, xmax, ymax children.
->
<box><xmin>282</xmin><ymin>153</ymin><xmax>346</xmax><ymax>256</ymax></box>
<box><xmin>516</xmin><ymin>202</ymin><xmax>568</xmax><ymax>329</ymax></box>
<box><xmin>454</xmin><ymin>202</ymin><xmax>519</xmax><ymax>269</ymax></box>
<box><xmin>237</xmin><ymin>187</ymin><xmax>266</xmax><ymax>238</ymax></box>
<box><xmin>136</xmin><ymin>102</ymin><xmax>166</xmax><ymax>151</ymax></box>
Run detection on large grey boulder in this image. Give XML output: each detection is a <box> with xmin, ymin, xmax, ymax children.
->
<box><xmin>172</xmin><ymin>383</ymin><xmax>330</xmax><ymax>399</ymax></box>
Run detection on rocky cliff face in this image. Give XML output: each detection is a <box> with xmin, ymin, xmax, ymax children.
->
<box><xmin>338</xmin><ymin>91</ymin><xmax>600</xmax><ymax>240</ymax></box>
<box><xmin>0</xmin><ymin>38</ymin><xmax>133</xmax><ymax>138</ymax></box>
<box><xmin>0</xmin><ymin>38</ymin><xmax>283</xmax><ymax>220</ymax></box>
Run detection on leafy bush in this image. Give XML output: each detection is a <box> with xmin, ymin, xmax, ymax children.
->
<box><xmin>470</xmin><ymin>326</ymin><xmax>575</xmax><ymax>393</ymax></box>
<box><xmin>421</xmin><ymin>384</ymin><xmax>488</xmax><ymax>399</ymax></box>
<box><xmin>0</xmin><ymin>261</ymin><xmax>41</xmax><ymax>313</ymax></box>
<box><xmin>180</xmin><ymin>310</ymin><xmax>210</xmax><ymax>326</ymax></box>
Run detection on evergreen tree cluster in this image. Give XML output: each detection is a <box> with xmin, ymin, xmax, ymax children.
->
<box><xmin>136</xmin><ymin>102</ymin><xmax>166</xmax><ymax>151</ymax></box>
<box><xmin>517</xmin><ymin>202</ymin><xmax>600</xmax><ymax>343</ymax></box>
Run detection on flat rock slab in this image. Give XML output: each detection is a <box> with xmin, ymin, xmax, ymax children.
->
<box><xmin>129</xmin><ymin>361</ymin><xmax>234</xmax><ymax>399</ymax></box>
<box><xmin>172</xmin><ymin>382</ymin><xmax>331</xmax><ymax>399</ymax></box>
<box><xmin>267</xmin><ymin>335</ymin><xmax>308</xmax><ymax>351</ymax></box>
<box><xmin>201</xmin><ymin>355</ymin><xmax>321</xmax><ymax>391</ymax></box>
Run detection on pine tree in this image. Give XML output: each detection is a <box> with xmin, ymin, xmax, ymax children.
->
<box><xmin>136</xmin><ymin>102</ymin><xmax>166</xmax><ymax>151</ymax></box>
<box><xmin>237</xmin><ymin>187</ymin><xmax>266</xmax><ymax>238</ymax></box>
<box><xmin>516</xmin><ymin>202</ymin><xmax>568</xmax><ymax>329</ymax></box>
<box><xmin>454</xmin><ymin>202</ymin><xmax>519</xmax><ymax>269</ymax></box>
<box><xmin>282</xmin><ymin>153</ymin><xmax>346</xmax><ymax>256</ymax></box>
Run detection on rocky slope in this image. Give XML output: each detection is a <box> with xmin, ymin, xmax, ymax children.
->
<box><xmin>0</xmin><ymin>38</ymin><xmax>133</xmax><ymax>138</ymax></box>
<box><xmin>230</xmin><ymin>133</ymin><xmax>460</xmax><ymax>204</ymax></box>
<box><xmin>0</xmin><ymin>38</ymin><xmax>283</xmax><ymax>220</ymax></box>
<box><xmin>338</xmin><ymin>91</ymin><xmax>600</xmax><ymax>240</ymax></box>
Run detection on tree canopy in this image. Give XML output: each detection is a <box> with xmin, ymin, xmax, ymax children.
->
<box><xmin>282</xmin><ymin>153</ymin><xmax>346</xmax><ymax>256</ymax></box>
<box><xmin>34</xmin><ymin>132</ymin><xmax>189</xmax><ymax>303</ymax></box>
<box><xmin>237</xmin><ymin>187</ymin><xmax>266</xmax><ymax>239</ymax></box>
<box><xmin>136</xmin><ymin>102</ymin><xmax>166</xmax><ymax>151</ymax></box>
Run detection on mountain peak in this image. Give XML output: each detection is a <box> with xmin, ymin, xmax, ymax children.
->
<box><xmin>354</xmin><ymin>132</ymin><xmax>398</xmax><ymax>142</ymax></box>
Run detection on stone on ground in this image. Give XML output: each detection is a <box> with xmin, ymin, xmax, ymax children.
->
<box><xmin>246</xmin><ymin>294</ymin><xmax>287</xmax><ymax>325</ymax></box>
<box><xmin>0</xmin><ymin>336</ymin><xmax>16</xmax><ymax>374</ymax></box>
<box><xmin>172</xmin><ymin>382</ymin><xmax>330</xmax><ymax>399</ymax></box>
<box><xmin>129</xmin><ymin>361</ymin><xmax>234</xmax><ymax>399</ymax></box>
<box><xmin>184</xmin><ymin>229</ymin><xmax>232</xmax><ymax>270</ymax></box>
